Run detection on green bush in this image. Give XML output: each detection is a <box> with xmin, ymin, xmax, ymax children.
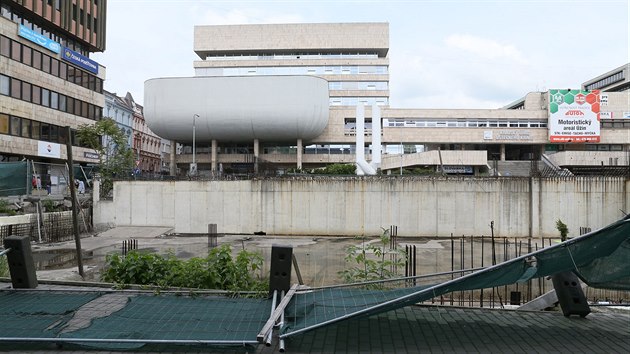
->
<box><xmin>338</xmin><ymin>228</ymin><xmax>406</xmax><ymax>284</ymax></box>
<box><xmin>101</xmin><ymin>245</ymin><xmax>267</xmax><ymax>293</ymax></box>
<box><xmin>312</xmin><ymin>163</ymin><xmax>356</xmax><ymax>175</ymax></box>
<box><xmin>0</xmin><ymin>200</ymin><xmax>16</xmax><ymax>216</ymax></box>
<box><xmin>0</xmin><ymin>256</ymin><xmax>8</xmax><ymax>277</ymax></box>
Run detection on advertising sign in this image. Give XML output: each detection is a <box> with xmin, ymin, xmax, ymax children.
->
<box><xmin>84</xmin><ymin>151</ymin><xmax>100</xmax><ymax>159</ymax></box>
<box><xmin>61</xmin><ymin>47</ymin><xmax>99</xmax><ymax>74</ymax></box>
<box><xmin>548</xmin><ymin>89</ymin><xmax>600</xmax><ymax>143</ymax></box>
<box><xmin>599</xmin><ymin>112</ymin><xmax>613</xmax><ymax>119</ymax></box>
<box><xmin>18</xmin><ymin>25</ymin><xmax>61</xmax><ymax>53</ymax></box>
<box><xmin>442</xmin><ymin>165</ymin><xmax>474</xmax><ymax>174</ymax></box>
<box><xmin>37</xmin><ymin>141</ymin><xmax>61</xmax><ymax>158</ymax></box>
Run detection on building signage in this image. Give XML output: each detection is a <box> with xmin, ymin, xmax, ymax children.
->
<box><xmin>599</xmin><ymin>112</ymin><xmax>613</xmax><ymax>119</ymax></box>
<box><xmin>18</xmin><ymin>24</ymin><xmax>60</xmax><ymax>53</ymax></box>
<box><xmin>548</xmin><ymin>89</ymin><xmax>600</xmax><ymax>143</ymax></box>
<box><xmin>61</xmin><ymin>47</ymin><xmax>99</xmax><ymax>74</ymax></box>
<box><xmin>37</xmin><ymin>141</ymin><xmax>61</xmax><ymax>158</ymax></box>
<box><xmin>483</xmin><ymin>131</ymin><xmax>493</xmax><ymax>140</ymax></box>
<box><xmin>494</xmin><ymin>130</ymin><xmax>532</xmax><ymax>141</ymax></box>
<box><xmin>442</xmin><ymin>165</ymin><xmax>474</xmax><ymax>174</ymax></box>
<box><xmin>600</xmin><ymin>94</ymin><xmax>608</xmax><ymax>106</ymax></box>
<box><xmin>84</xmin><ymin>151</ymin><xmax>100</xmax><ymax>159</ymax></box>
<box><xmin>623</xmin><ymin>112</ymin><xmax>630</xmax><ymax>119</ymax></box>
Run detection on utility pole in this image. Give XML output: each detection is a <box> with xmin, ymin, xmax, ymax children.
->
<box><xmin>65</xmin><ymin>126</ymin><xmax>84</xmax><ymax>278</ymax></box>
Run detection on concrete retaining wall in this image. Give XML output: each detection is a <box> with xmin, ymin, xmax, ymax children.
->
<box><xmin>94</xmin><ymin>177</ymin><xmax>629</xmax><ymax>238</ymax></box>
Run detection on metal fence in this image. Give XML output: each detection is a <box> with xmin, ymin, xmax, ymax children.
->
<box><xmin>0</xmin><ymin>209</ymin><xmax>91</xmax><ymax>244</ymax></box>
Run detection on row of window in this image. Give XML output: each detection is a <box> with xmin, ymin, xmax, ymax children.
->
<box><xmin>1</xmin><ymin>35</ymin><xmax>103</xmax><ymax>94</ymax></box>
<box><xmin>384</xmin><ymin>119</ymin><xmax>548</xmax><ymax>128</ymax></box>
<box><xmin>0</xmin><ymin>112</ymin><xmax>84</xmax><ymax>147</ymax></box>
<box><xmin>1</xmin><ymin>74</ymin><xmax>103</xmax><ymax>121</ymax></box>
<box><xmin>195</xmin><ymin>65</ymin><xmax>389</xmax><ymax>77</ymax></box>
<box><xmin>1</xmin><ymin>3</ymin><xmax>91</xmax><ymax>55</ymax></box>
<box><xmin>204</xmin><ymin>52</ymin><xmax>380</xmax><ymax>61</ymax></box>
<box><xmin>584</xmin><ymin>71</ymin><xmax>624</xmax><ymax>91</ymax></box>
<box><xmin>330</xmin><ymin>97</ymin><xmax>389</xmax><ymax>106</ymax></box>
<box><xmin>329</xmin><ymin>81</ymin><xmax>388</xmax><ymax>90</ymax></box>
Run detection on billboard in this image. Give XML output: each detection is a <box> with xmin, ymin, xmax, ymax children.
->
<box><xmin>548</xmin><ymin>89</ymin><xmax>600</xmax><ymax>143</ymax></box>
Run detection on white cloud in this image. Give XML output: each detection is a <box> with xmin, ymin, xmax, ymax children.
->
<box><xmin>445</xmin><ymin>34</ymin><xmax>528</xmax><ymax>64</ymax></box>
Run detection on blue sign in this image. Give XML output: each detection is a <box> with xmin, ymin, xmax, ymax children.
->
<box><xmin>61</xmin><ymin>47</ymin><xmax>99</xmax><ymax>74</ymax></box>
<box><xmin>18</xmin><ymin>25</ymin><xmax>61</xmax><ymax>53</ymax></box>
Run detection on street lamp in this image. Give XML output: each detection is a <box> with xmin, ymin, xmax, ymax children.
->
<box><xmin>191</xmin><ymin>114</ymin><xmax>199</xmax><ymax>175</ymax></box>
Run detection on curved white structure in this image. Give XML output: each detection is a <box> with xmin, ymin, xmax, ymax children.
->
<box><xmin>144</xmin><ymin>76</ymin><xmax>329</xmax><ymax>143</ymax></box>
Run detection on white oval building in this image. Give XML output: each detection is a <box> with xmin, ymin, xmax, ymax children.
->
<box><xmin>144</xmin><ymin>76</ymin><xmax>329</xmax><ymax>143</ymax></box>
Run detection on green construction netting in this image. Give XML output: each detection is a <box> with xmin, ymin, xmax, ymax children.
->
<box><xmin>60</xmin><ymin>295</ymin><xmax>272</xmax><ymax>349</ymax></box>
<box><xmin>0</xmin><ymin>291</ymin><xmax>102</xmax><ymax>338</ymax></box>
<box><xmin>0</xmin><ymin>162</ymin><xmax>28</xmax><ymax>197</ymax></box>
<box><xmin>280</xmin><ymin>215</ymin><xmax>630</xmax><ymax>338</ymax></box>
<box><xmin>0</xmin><ymin>290</ymin><xmax>271</xmax><ymax>349</ymax></box>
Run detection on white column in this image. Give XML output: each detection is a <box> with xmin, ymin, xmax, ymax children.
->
<box><xmin>297</xmin><ymin>139</ymin><xmax>303</xmax><ymax>170</ymax></box>
<box><xmin>253</xmin><ymin>139</ymin><xmax>259</xmax><ymax>174</ymax></box>
<box><xmin>211</xmin><ymin>139</ymin><xmax>218</xmax><ymax>174</ymax></box>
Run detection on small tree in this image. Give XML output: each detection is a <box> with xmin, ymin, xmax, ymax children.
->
<box><xmin>556</xmin><ymin>219</ymin><xmax>569</xmax><ymax>241</ymax></box>
<box><xmin>339</xmin><ymin>228</ymin><xmax>406</xmax><ymax>284</ymax></box>
<box><xmin>76</xmin><ymin>118</ymin><xmax>134</xmax><ymax>197</ymax></box>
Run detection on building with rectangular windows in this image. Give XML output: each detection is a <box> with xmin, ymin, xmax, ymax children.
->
<box><xmin>144</xmin><ymin>22</ymin><xmax>630</xmax><ymax>177</ymax></box>
<box><xmin>0</xmin><ymin>0</ymin><xmax>106</xmax><ymax>183</ymax></box>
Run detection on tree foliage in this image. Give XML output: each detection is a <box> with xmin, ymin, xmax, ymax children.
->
<box><xmin>76</xmin><ymin>118</ymin><xmax>134</xmax><ymax>197</ymax></box>
<box><xmin>101</xmin><ymin>245</ymin><xmax>268</xmax><ymax>293</ymax></box>
<box><xmin>338</xmin><ymin>228</ymin><xmax>406</xmax><ymax>284</ymax></box>
<box><xmin>556</xmin><ymin>219</ymin><xmax>569</xmax><ymax>241</ymax></box>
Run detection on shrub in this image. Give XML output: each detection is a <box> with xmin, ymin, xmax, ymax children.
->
<box><xmin>101</xmin><ymin>245</ymin><xmax>267</xmax><ymax>293</ymax></box>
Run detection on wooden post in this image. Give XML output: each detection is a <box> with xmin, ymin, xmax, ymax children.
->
<box><xmin>66</xmin><ymin>126</ymin><xmax>84</xmax><ymax>278</ymax></box>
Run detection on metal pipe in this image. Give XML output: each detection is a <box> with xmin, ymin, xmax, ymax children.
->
<box><xmin>280</xmin><ymin>217</ymin><xmax>630</xmax><ymax>339</ymax></box>
<box><xmin>0</xmin><ymin>337</ymin><xmax>258</xmax><ymax>345</ymax></box>
<box><xmin>0</xmin><ymin>248</ymin><xmax>11</xmax><ymax>257</ymax></box>
<box><xmin>265</xmin><ymin>290</ymin><xmax>278</xmax><ymax>346</ymax></box>
<box><xmin>297</xmin><ymin>267</ymin><xmax>486</xmax><ymax>292</ymax></box>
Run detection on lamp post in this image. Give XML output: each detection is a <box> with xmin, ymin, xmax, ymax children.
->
<box><xmin>192</xmin><ymin>114</ymin><xmax>199</xmax><ymax>175</ymax></box>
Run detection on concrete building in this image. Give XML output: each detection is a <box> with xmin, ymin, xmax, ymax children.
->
<box><xmin>104</xmin><ymin>90</ymin><xmax>133</xmax><ymax>148</ymax></box>
<box><xmin>125</xmin><ymin>92</ymin><xmax>161</xmax><ymax>174</ymax></box>
<box><xmin>144</xmin><ymin>23</ymin><xmax>630</xmax><ymax>177</ymax></box>
<box><xmin>0</xmin><ymin>0</ymin><xmax>106</xmax><ymax>179</ymax></box>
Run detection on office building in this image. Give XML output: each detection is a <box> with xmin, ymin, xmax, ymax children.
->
<box><xmin>144</xmin><ymin>23</ymin><xmax>629</xmax><ymax>176</ymax></box>
<box><xmin>0</xmin><ymin>0</ymin><xmax>106</xmax><ymax>182</ymax></box>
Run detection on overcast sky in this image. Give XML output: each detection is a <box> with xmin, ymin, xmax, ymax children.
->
<box><xmin>92</xmin><ymin>0</ymin><xmax>629</xmax><ymax>108</ymax></box>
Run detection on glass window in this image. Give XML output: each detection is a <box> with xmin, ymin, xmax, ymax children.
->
<box><xmin>59</xmin><ymin>94</ymin><xmax>66</xmax><ymax>111</ymax></box>
<box><xmin>41</xmin><ymin>88</ymin><xmax>50</xmax><ymax>107</ymax></box>
<box><xmin>66</xmin><ymin>97</ymin><xmax>74</xmax><ymax>114</ymax></box>
<box><xmin>21</xmin><ymin>81</ymin><xmax>31</xmax><ymax>102</ymax></box>
<box><xmin>74</xmin><ymin>98</ymin><xmax>81</xmax><ymax>116</ymax></box>
<box><xmin>67</xmin><ymin>66</ymin><xmax>75</xmax><ymax>83</ymax></box>
<box><xmin>31</xmin><ymin>85</ymin><xmax>41</xmax><ymax>105</ymax></box>
<box><xmin>74</xmin><ymin>69</ymin><xmax>83</xmax><ymax>84</ymax></box>
<box><xmin>32</xmin><ymin>50</ymin><xmax>41</xmax><ymax>70</ymax></box>
<box><xmin>50</xmin><ymin>91</ymin><xmax>58</xmax><ymax>109</ymax></box>
<box><xmin>88</xmin><ymin>74</ymin><xmax>96</xmax><ymax>90</ymax></box>
<box><xmin>10</xmin><ymin>40</ymin><xmax>20</xmax><ymax>61</ymax></box>
<box><xmin>49</xmin><ymin>125</ymin><xmax>58</xmax><ymax>142</ymax></box>
<box><xmin>21</xmin><ymin>45</ymin><xmax>31</xmax><ymax>65</ymax></box>
<box><xmin>82</xmin><ymin>101</ymin><xmax>88</xmax><ymax>117</ymax></box>
<box><xmin>0</xmin><ymin>74</ymin><xmax>8</xmax><ymax>95</ymax></box>
<box><xmin>10</xmin><ymin>77</ymin><xmax>20</xmax><ymax>98</ymax></box>
<box><xmin>10</xmin><ymin>116</ymin><xmax>20</xmax><ymax>136</ymax></box>
<box><xmin>31</xmin><ymin>120</ymin><xmax>40</xmax><ymax>139</ymax></box>
<box><xmin>96</xmin><ymin>78</ymin><xmax>102</xmax><ymax>93</ymax></box>
<box><xmin>59</xmin><ymin>61</ymin><xmax>67</xmax><ymax>79</ymax></box>
<box><xmin>0</xmin><ymin>113</ymin><xmax>8</xmax><ymax>134</ymax></box>
<box><xmin>0</xmin><ymin>36</ymin><xmax>10</xmax><ymax>57</ymax></box>
<box><xmin>42</xmin><ymin>55</ymin><xmax>51</xmax><ymax>73</ymax></box>
<box><xmin>50</xmin><ymin>58</ymin><xmax>59</xmax><ymax>76</ymax></box>
<box><xmin>41</xmin><ymin>123</ymin><xmax>50</xmax><ymax>141</ymax></box>
<box><xmin>21</xmin><ymin>118</ymin><xmax>30</xmax><ymax>138</ymax></box>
